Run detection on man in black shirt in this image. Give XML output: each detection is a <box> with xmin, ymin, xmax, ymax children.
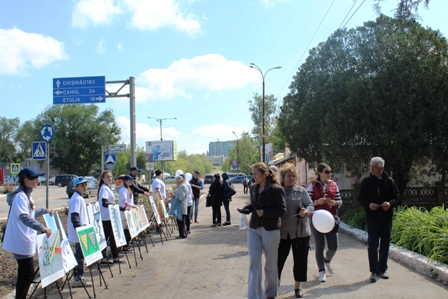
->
<box><xmin>129</xmin><ymin>166</ymin><xmax>151</xmax><ymax>205</ymax></box>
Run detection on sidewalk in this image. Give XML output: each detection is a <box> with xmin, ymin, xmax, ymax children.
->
<box><xmin>5</xmin><ymin>184</ymin><xmax>448</xmax><ymax>298</ymax></box>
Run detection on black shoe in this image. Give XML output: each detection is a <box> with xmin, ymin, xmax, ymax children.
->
<box><xmin>223</xmin><ymin>221</ymin><xmax>231</xmax><ymax>226</ymax></box>
<box><xmin>295</xmin><ymin>288</ymin><xmax>303</xmax><ymax>298</ymax></box>
<box><xmin>370</xmin><ymin>273</ymin><xmax>379</xmax><ymax>283</ymax></box>
<box><xmin>379</xmin><ymin>272</ymin><xmax>389</xmax><ymax>279</ymax></box>
<box><xmin>216</xmin><ymin>223</ymin><xmax>221</xmax><ymax>226</ymax></box>
<box><xmin>175</xmin><ymin>235</ymin><xmax>186</xmax><ymax>239</ymax></box>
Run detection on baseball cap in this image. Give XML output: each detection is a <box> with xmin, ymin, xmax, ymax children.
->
<box><xmin>130</xmin><ymin>166</ymin><xmax>140</xmax><ymax>171</ymax></box>
<box><xmin>74</xmin><ymin>177</ymin><xmax>88</xmax><ymax>187</ymax></box>
<box><xmin>123</xmin><ymin>174</ymin><xmax>134</xmax><ymax>181</ymax></box>
<box><xmin>19</xmin><ymin>167</ymin><xmax>45</xmax><ymax>180</ymax></box>
<box><xmin>175</xmin><ymin>175</ymin><xmax>184</xmax><ymax>182</ymax></box>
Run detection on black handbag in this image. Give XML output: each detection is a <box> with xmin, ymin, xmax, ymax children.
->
<box><xmin>206</xmin><ymin>193</ymin><xmax>212</xmax><ymax>207</ymax></box>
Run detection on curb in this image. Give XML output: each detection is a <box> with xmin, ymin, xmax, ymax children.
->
<box><xmin>339</xmin><ymin>222</ymin><xmax>448</xmax><ymax>285</ymax></box>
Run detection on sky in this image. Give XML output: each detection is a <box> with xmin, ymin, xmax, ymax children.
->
<box><xmin>1</xmin><ymin>0</ymin><xmax>447</xmax><ymax>156</ymax></box>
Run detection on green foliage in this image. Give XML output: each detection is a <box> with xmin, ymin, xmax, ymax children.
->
<box><xmin>248</xmin><ymin>93</ymin><xmax>278</xmax><ymax>148</ymax></box>
<box><xmin>279</xmin><ymin>15</ymin><xmax>448</xmax><ymax>195</ymax></box>
<box><xmin>222</xmin><ymin>132</ymin><xmax>260</xmax><ymax>174</ymax></box>
<box><xmin>33</xmin><ymin>105</ymin><xmax>121</xmax><ymax>174</ymax></box>
<box><xmin>392</xmin><ymin>205</ymin><xmax>448</xmax><ymax>264</ymax></box>
<box><xmin>0</xmin><ymin>116</ymin><xmax>20</xmax><ymax>162</ymax></box>
<box><xmin>373</xmin><ymin>0</ymin><xmax>431</xmax><ymax>20</ymax></box>
<box><xmin>341</xmin><ymin>207</ymin><xmax>366</xmax><ymax>230</ymax></box>
<box><xmin>1</xmin><ymin>185</ymin><xmax>14</xmax><ymax>194</ymax></box>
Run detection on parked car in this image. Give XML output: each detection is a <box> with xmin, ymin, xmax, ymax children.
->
<box><xmin>204</xmin><ymin>175</ymin><xmax>213</xmax><ymax>184</ymax></box>
<box><xmin>48</xmin><ymin>176</ymin><xmax>55</xmax><ymax>185</ymax></box>
<box><xmin>38</xmin><ymin>177</ymin><xmax>47</xmax><ymax>185</ymax></box>
<box><xmin>229</xmin><ymin>176</ymin><xmax>246</xmax><ymax>184</ymax></box>
<box><xmin>55</xmin><ymin>174</ymin><xmax>77</xmax><ymax>187</ymax></box>
<box><xmin>66</xmin><ymin>177</ymin><xmax>98</xmax><ymax>199</ymax></box>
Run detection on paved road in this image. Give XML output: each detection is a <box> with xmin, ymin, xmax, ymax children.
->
<box><xmin>5</xmin><ymin>184</ymin><xmax>448</xmax><ymax>299</ymax></box>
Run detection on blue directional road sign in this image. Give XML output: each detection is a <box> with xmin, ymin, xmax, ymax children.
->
<box><xmin>40</xmin><ymin>123</ymin><xmax>54</xmax><ymax>142</ymax></box>
<box><xmin>53</xmin><ymin>76</ymin><xmax>106</xmax><ymax>105</ymax></box>
<box><xmin>104</xmin><ymin>153</ymin><xmax>116</xmax><ymax>166</ymax></box>
<box><xmin>32</xmin><ymin>141</ymin><xmax>47</xmax><ymax>160</ymax></box>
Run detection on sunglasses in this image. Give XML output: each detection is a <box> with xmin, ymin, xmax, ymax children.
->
<box><xmin>323</xmin><ymin>170</ymin><xmax>332</xmax><ymax>174</ymax></box>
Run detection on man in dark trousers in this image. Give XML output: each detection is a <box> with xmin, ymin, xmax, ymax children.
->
<box><xmin>189</xmin><ymin>170</ymin><xmax>204</xmax><ymax>223</ymax></box>
<box><xmin>129</xmin><ymin>166</ymin><xmax>151</xmax><ymax>205</ymax></box>
<box><xmin>357</xmin><ymin>157</ymin><xmax>399</xmax><ymax>283</ymax></box>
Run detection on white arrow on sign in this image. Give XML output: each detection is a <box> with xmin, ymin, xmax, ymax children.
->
<box><xmin>55</xmin><ymin>90</ymin><xmax>63</xmax><ymax>95</ymax></box>
<box><xmin>95</xmin><ymin>96</ymin><xmax>104</xmax><ymax>101</ymax></box>
<box><xmin>56</xmin><ymin>80</ymin><xmax>61</xmax><ymax>88</ymax></box>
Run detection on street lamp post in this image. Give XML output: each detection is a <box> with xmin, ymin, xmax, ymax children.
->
<box><xmin>249</xmin><ymin>63</ymin><xmax>282</xmax><ymax>163</ymax></box>
<box><xmin>147</xmin><ymin>116</ymin><xmax>177</xmax><ymax>176</ymax></box>
<box><xmin>232</xmin><ymin>131</ymin><xmax>239</xmax><ymax>173</ymax></box>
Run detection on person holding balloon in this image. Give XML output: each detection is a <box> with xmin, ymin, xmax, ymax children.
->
<box><xmin>306</xmin><ymin>163</ymin><xmax>342</xmax><ymax>283</ymax></box>
<box><xmin>239</xmin><ymin>162</ymin><xmax>286</xmax><ymax>299</ymax></box>
<box><xmin>277</xmin><ymin>163</ymin><xmax>314</xmax><ymax>298</ymax></box>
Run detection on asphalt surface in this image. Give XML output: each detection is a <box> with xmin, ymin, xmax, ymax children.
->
<box><xmin>3</xmin><ymin>183</ymin><xmax>448</xmax><ymax>299</ymax></box>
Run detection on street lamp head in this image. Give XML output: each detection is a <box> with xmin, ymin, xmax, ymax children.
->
<box><xmin>274</xmin><ymin>66</ymin><xmax>282</xmax><ymax>69</ymax></box>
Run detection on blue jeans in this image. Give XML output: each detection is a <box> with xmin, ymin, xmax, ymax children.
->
<box><xmin>247</xmin><ymin>227</ymin><xmax>280</xmax><ymax>299</ymax></box>
<box><xmin>189</xmin><ymin>197</ymin><xmax>200</xmax><ymax>221</ymax></box>
<box><xmin>223</xmin><ymin>200</ymin><xmax>231</xmax><ymax>222</ymax></box>
<box><xmin>366</xmin><ymin>215</ymin><xmax>392</xmax><ymax>274</ymax></box>
<box><xmin>74</xmin><ymin>242</ymin><xmax>85</xmax><ymax>279</ymax></box>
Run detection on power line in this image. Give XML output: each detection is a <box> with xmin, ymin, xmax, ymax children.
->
<box><xmin>342</xmin><ymin>0</ymin><xmax>367</xmax><ymax>28</ymax></box>
<box><xmin>338</xmin><ymin>0</ymin><xmax>358</xmax><ymax>28</ymax></box>
<box><xmin>276</xmin><ymin>0</ymin><xmax>336</xmax><ymax>100</ymax></box>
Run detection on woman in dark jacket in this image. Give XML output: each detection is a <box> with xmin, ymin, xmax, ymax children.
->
<box><xmin>240</xmin><ymin>162</ymin><xmax>286</xmax><ymax>299</ymax></box>
<box><xmin>209</xmin><ymin>173</ymin><xmax>224</xmax><ymax>227</ymax></box>
<box><xmin>221</xmin><ymin>172</ymin><xmax>232</xmax><ymax>226</ymax></box>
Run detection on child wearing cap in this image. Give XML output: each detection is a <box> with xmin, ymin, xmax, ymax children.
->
<box><xmin>2</xmin><ymin>167</ymin><xmax>54</xmax><ymax>299</ymax></box>
<box><xmin>119</xmin><ymin>174</ymin><xmax>137</xmax><ymax>252</ymax></box>
<box><xmin>67</xmin><ymin>177</ymin><xmax>92</xmax><ymax>288</ymax></box>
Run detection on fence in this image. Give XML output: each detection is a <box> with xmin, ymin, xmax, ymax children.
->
<box><xmin>339</xmin><ymin>185</ymin><xmax>447</xmax><ymax>211</ymax></box>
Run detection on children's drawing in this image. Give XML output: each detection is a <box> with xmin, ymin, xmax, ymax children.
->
<box><xmin>149</xmin><ymin>195</ymin><xmax>162</xmax><ymax>225</ymax></box>
<box><xmin>37</xmin><ymin>230</ymin><xmax>65</xmax><ymax>288</ymax></box>
<box><xmin>109</xmin><ymin>205</ymin><xmax>127</xmax><ymax>247</ymax></box>
<box><xmin>86</xmin><ymin>202</ymin><xmax>107</xmax><ymax>251</ymax></box>
<box><xmin>76</xmin><ymin>225</ymin><xmax>103</xmax><ymax>266</ymax></box>
<box><xmin>53</xmin><ymin>211</ymin><xmax>77</xmax><ymax>272</ymax></box>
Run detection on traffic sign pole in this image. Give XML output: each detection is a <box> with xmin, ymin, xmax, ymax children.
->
<box><xmin>46</xmin><ymin>142</ymin><xmax>49</xmax><ymax>209</ymax></box>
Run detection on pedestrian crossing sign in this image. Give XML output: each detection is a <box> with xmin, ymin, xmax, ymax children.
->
<box><xmin>104</xmin><ymin>153</ymin><xmax>116</xmax><ymax>166</ymax></box>
<box><xmin>11</xmin><ymin>163</ymin><xmax>20</xmax><ymax>174</ymax></box>
<box><xmin>32</xmin><ymin>141</ymin><xmax>47</xmax><ymax>160</ymax></box>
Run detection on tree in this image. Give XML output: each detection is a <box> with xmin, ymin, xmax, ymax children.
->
<box><xmin>223</xmin><ymin>132</ymin><xmax>260</xmax><ymax>174</ymax></box>
<box><xmin>278</xmin><ymin>15</ymin><xmax>448</xmax><ymax>195</ymax></box>
<box><xmin>14</xmin><ymin>120</ymin><xmax>36</xmax><ymax>162</ymax></box>
<box><xmin>0</xmin><ymin>117</ymin><xmax>20</xmax><ymax>163</ymax></box>
<box><xmin>248</xmin><ymin>93</ymin><xmax>279</xmax><ymax>149</ymax></box>
<box><xmin>374</xmin><ymin>0</ymin><xmax>430</xmax><ymax>20</ymax></box>
<box><xmin>34</xmin><ymin>105</ymin><xmax>121</xmax><ymax>174</ymax></box>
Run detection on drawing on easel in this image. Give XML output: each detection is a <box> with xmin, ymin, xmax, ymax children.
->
<box><xmin>52</xmin><ymin>211</ymin><xmax>77</xmax><ymax>272</ymax></box>
<box><xmin>153</xmin><ymin>192</ymin><xmax>168</xmax><ymax>219</ymax></box>
<box><xmin>37</xmin><ymin>230</ymin><xmax>65</xmax><ymax>288</ymax></box>
<box><xmin>138</xmin><ymin>205</ymin><xmax>150</xmax><ymax>230</ymax></box>
<box><xmin>125</xmin><ymin>210</ymin><xmax>138</xmax><ymax>238</ymax></box>
<box><xmin>76</xmin><ymin>225</ymin><xmax>103</xmax><ymax>266</ymax></box>
<box><xmin>109</xmin><ymin>205</ymin><xmax>127</xmax><ymax>247</ymax></box>
<box><xmin>149</xmin><ymin>195</ymin><xmax>162</xmax><ymax>225</ymax></box>
<box><xmin>86</xmin><ymin>202</ymin><xmax>107</xmax><ymax>251</ymax></box>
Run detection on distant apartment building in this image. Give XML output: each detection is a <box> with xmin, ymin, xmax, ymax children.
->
<box><xmin>208</xmin><ymin>140</ymin><xmax>235</xmax><ymax>157</ymax></box>
<box><xmin>206</xmin><ymin>155</ymin><xmax>225</xmax><ymax>167</ymax></box>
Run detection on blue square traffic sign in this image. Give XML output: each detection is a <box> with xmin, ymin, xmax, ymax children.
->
<box><xmin>32</xmin><ymin>141</ymin><xmax>47</xmax><ymax>160</ymax></box>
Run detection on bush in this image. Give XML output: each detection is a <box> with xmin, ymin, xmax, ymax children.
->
<box><xmin>392</xmin><ymin>205</ymin><xmax>448</xmax><ymax>264</ymax></box>
<box><xmin>341</xmin><ymin>207</ymin><xmax>366</xmax><ymax>230</ymax></box>
<box><xmin>1</xmin><ymin>185</ymin><xmax>14</xmax><ymax>194</ymax></box>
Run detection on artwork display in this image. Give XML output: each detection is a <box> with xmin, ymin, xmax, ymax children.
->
<box><xmin>137</xmin><ymin>205</ymin><xmax>150</xmax><ymax>231</ymax></box>
<box><xmin>52</xmin><ymin>211</ymin><xmax>77</xmax><ymax>272</ymax></box>
<box><xmin>125</xmin><ymin>210</ymin><xmax>138</xmax><ymax>238</ymax></box>
<box><xmin>149</xmin><ymin>195</ymin><xmax>162</xmax><ymax>225</ymax></box>
<box><xmin>109</xmin><ymin>205</ymin><xmax>127</xmax><ymax>247</ymax></box>
<box><xmin>153</xmin><ymin>192</ymin><xmax>168</xmax><ymax>219</ymax></box>
<box><xmin>86</xmin><ymin>202</ymin><xmax>107</xmax><ymax>251</ymax></box>
<box><xmin>76</xmin><ymin>225</ymin><xmax>103</xmax><ymax>266</ymax></box>
<box><xmin>37</xmin><ymin>230</ymin><xmax>65</xmax><ymax>288</ymax></box>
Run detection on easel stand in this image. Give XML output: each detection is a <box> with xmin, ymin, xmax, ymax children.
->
<box><xmin>28</xmin><ymin>266</ymin><xmax>64</xmax><ymax>299</ymax></box>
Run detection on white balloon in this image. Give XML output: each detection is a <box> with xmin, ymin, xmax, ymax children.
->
<box><xmin>175</xmin><ymin>169</ymin><xmax>184</xmax><ymax>176</ymax></box>
<box><xmin>312</xmin><ymin>210</ymin><xmax>335</xmax><ymax>233</ymax></box>
<box><xmin>185</xmin><ymin>172</ymin><xmax>192</xmax><ymax>182</ymax></box>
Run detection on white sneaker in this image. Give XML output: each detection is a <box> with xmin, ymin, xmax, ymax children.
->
<box><xmin>325</xmin><ymin>261</ymin><xmax>334</xmax><ymax>274</ymax></box>
<box><xmin>72</xmin><ymin>278</ymin><xmax>92</xmax><ymax>288</ymax></box>
<box><xmin>319</xmin><ymin>271</ymin><xmax>326</xmax><ymax>282</ymax></box>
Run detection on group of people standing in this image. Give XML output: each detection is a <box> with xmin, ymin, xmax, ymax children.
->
<box><xmin>207</xmin><ymin>172</ymin><xmax>233</xmax><ymax>226</ymax></box>
<box><xmin>241</xmin><ymin>156</ymin><xmax>398</xmax><ymax>299</ymax></box>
